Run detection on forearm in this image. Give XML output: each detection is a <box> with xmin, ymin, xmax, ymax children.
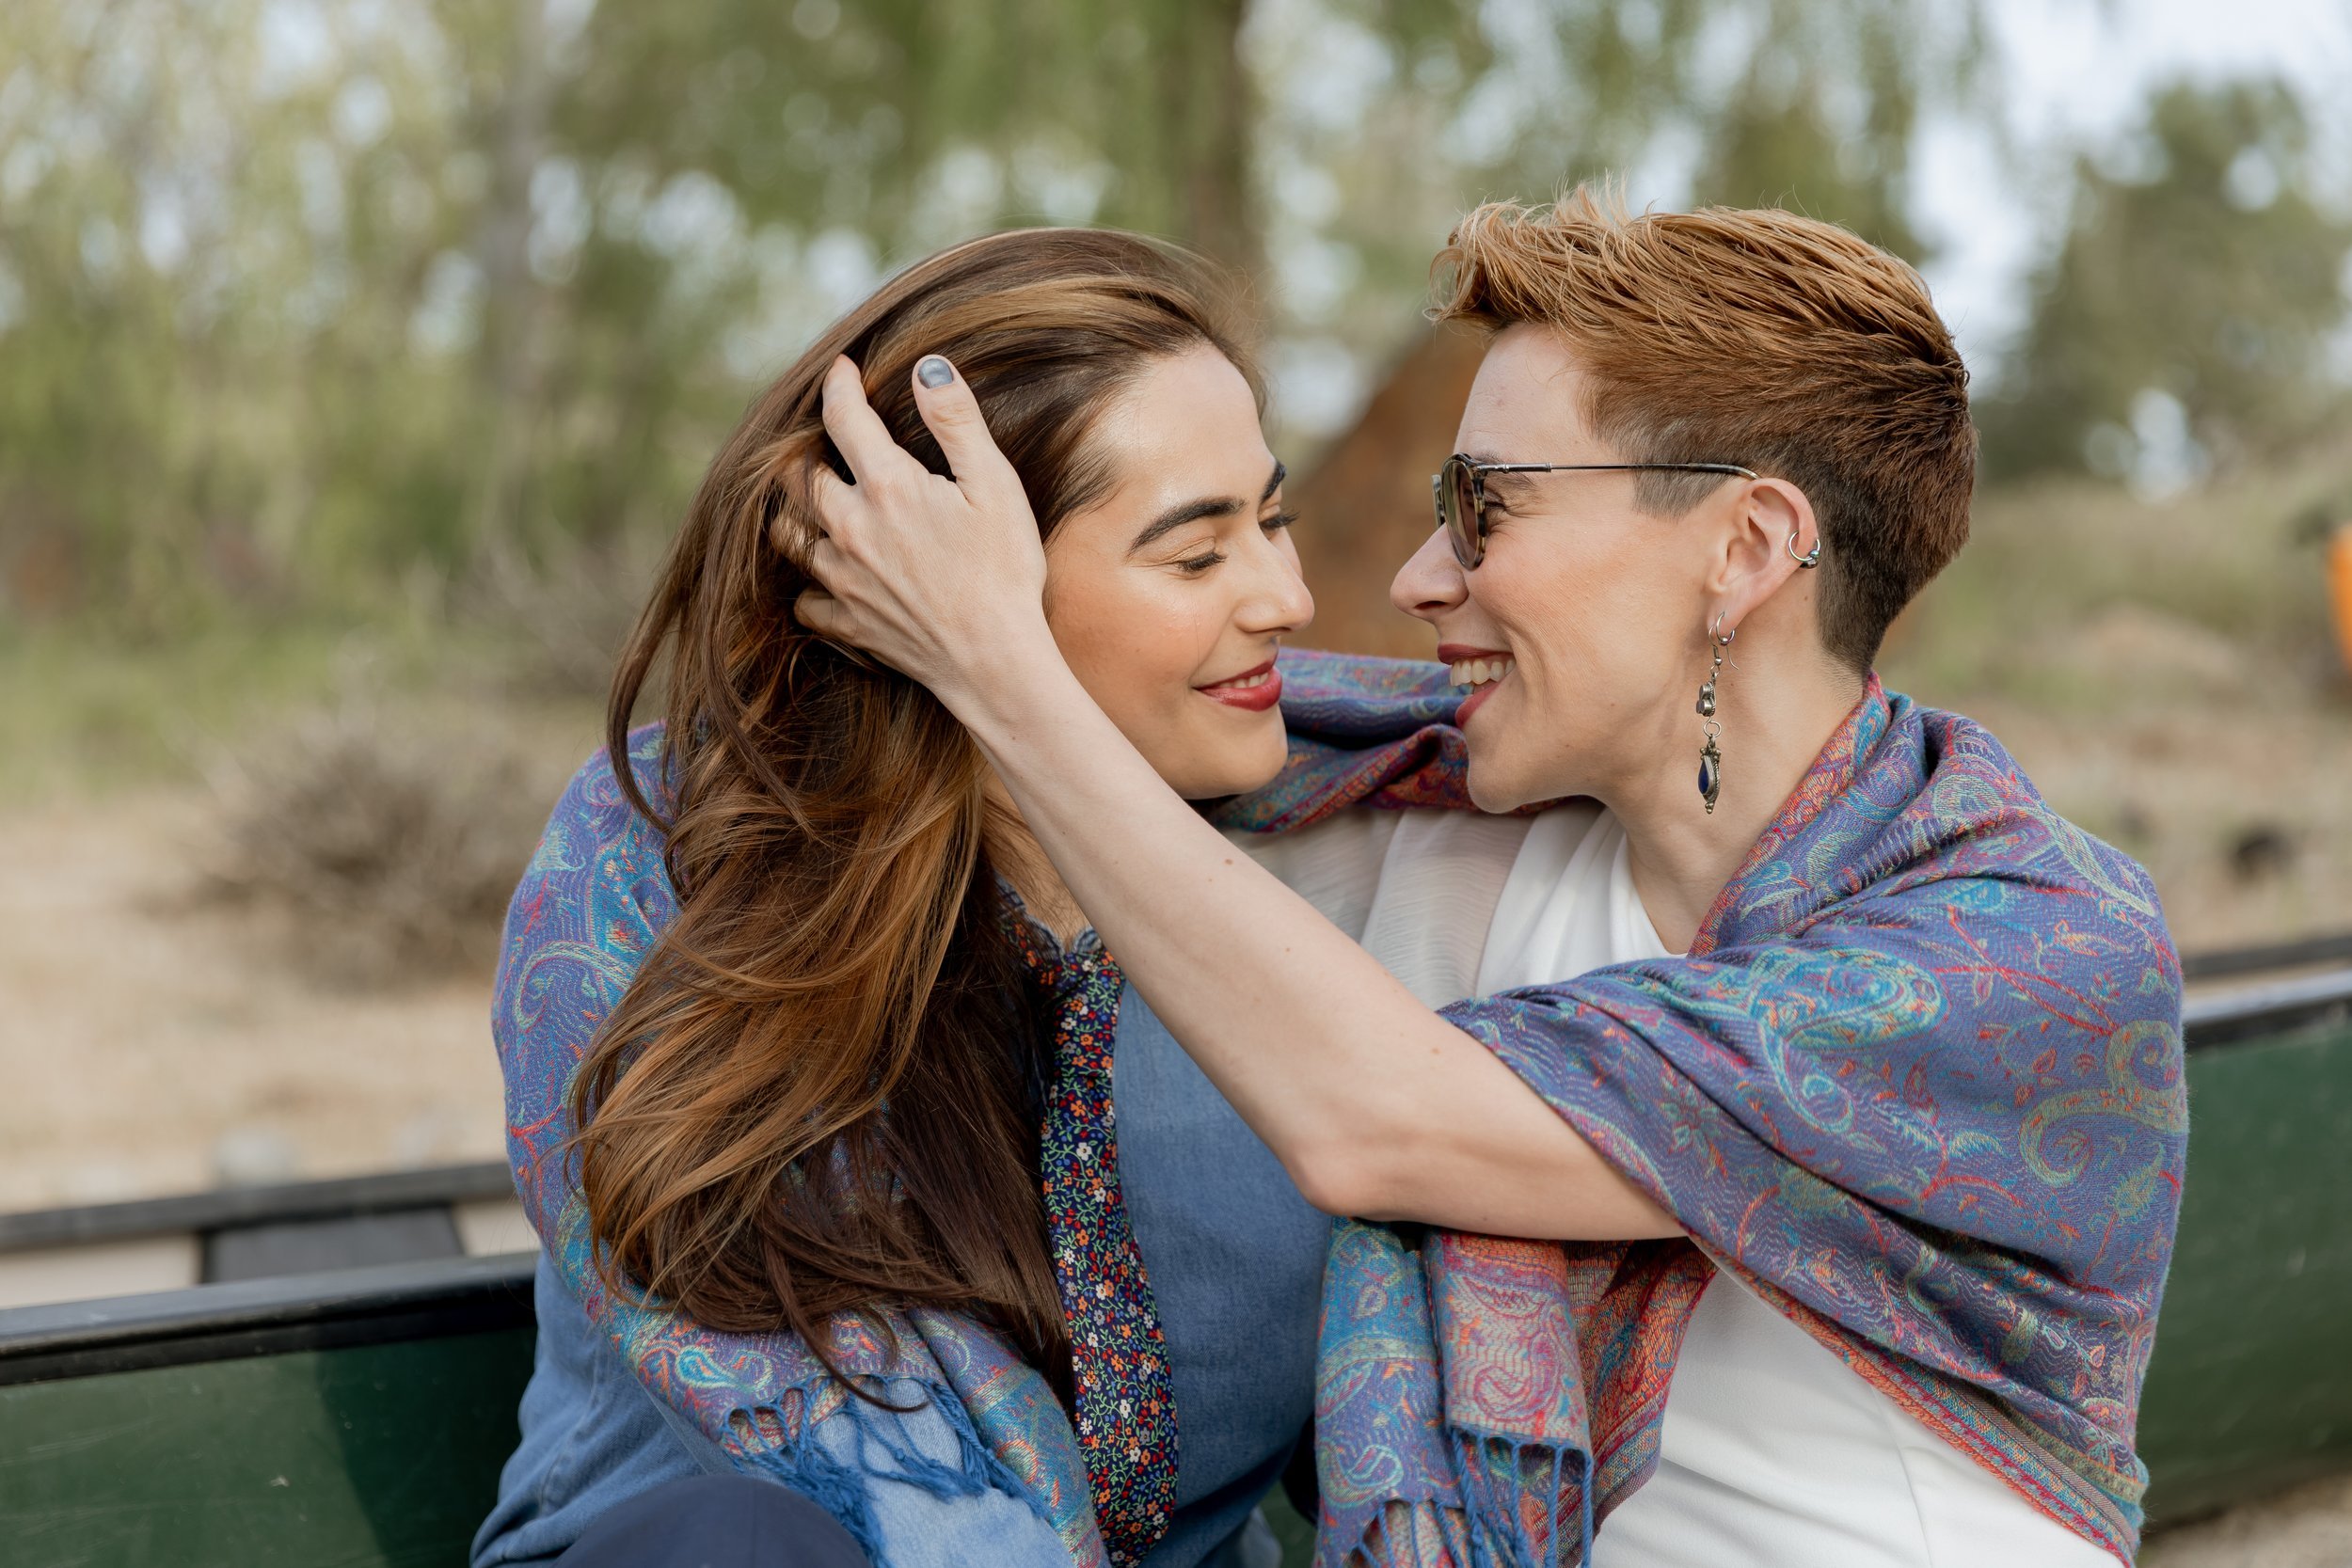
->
<box><xmin>792</xmin><ymin>355</ymin><xmax>1673</xmax><ymax>1238</ymax></box>
<box><xmin>959</xmin><ymin>653</ymin><xmax>1676</xmax><ymax>1240</ymax></box>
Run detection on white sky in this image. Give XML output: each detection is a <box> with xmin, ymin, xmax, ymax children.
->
<box><xmin>1915</xmin><ymin>0</ymin><xmax>2352</xmax><ymax>379</ymax></box>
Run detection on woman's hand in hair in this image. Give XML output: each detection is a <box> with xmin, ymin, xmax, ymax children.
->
<box><xmin>795</xmin><ymin>355</ymin><xmax>1060</xmax><ymax>714</ymax></box>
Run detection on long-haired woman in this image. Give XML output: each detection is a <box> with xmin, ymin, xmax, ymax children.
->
<box><xmin>475</xmin><ymin>230</ymin><xmax>1332</xmax><ymax>1568</ymax></box>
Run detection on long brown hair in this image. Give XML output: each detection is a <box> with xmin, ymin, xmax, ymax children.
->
<box><xmin>571</xmin><ymin>229</ymin><xmax>1255</xmax><ymax>1389</ymax></box>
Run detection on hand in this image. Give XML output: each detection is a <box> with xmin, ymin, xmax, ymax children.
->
<box><xmin>792</xmin><ymin>355</ymin><xmax>1060</xmax><ymax>715</ymax></box>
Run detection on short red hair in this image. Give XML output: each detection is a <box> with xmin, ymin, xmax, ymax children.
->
<box><xmin>1432</xmin><ymin>186</ymin><xmax>1976</xmax><ymax>671</ymax></box>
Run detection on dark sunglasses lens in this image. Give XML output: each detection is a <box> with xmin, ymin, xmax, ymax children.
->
<box><xmin>1443</xmin><ymin>461</ymin><xmax>1481</xmax><ymax>567</ymax></box>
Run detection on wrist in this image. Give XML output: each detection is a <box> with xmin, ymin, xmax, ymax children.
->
<box><xmin>930</xmin><ymin>623</ymin><xmax>1079</xmax><ymax>742</ymax></box>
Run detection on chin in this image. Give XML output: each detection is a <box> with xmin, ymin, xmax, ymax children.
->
<box><xmin>1462</xmin><ymin>738</ymin><xmax>1536</xmax><ymax>815</ymax></box>
<box><xmin>1168</xmin><ymin>719</ymin><xmax>1290</xmax><ymax>801</ymax></box>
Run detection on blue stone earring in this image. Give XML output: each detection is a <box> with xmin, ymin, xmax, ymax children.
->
<box><xmin>1696</xmin><ymin>615</ymin><xmax>1734</xmax><ymax>814</ymax></box>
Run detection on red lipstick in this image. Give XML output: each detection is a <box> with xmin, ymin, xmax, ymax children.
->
<box><xmin>1197</xmin><ymin>660</ymin><xmax>1282</xmax><ymax>712</ymax></box>
<box><xmin>1457</xmin><ymin>679</ymin><xmax>1503</xmax><ymax>725</ymax></box>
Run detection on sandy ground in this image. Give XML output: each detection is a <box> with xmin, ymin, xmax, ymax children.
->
<box><xmin>2145</xmin><ymin>1474</ymin><xmax>2352</xmax><ymax>1567</ymax></box>
<box><xmin>0</xmin><ymin>787</ymin><xmax>508</xmax><ymax>1210</ymax></box>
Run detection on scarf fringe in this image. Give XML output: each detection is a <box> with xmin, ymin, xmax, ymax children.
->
<box><xmin>731</xmin><ymin>1379</ymin><xmax>1051</xmax><ymax>1568</ymax></box>
<box><xmin>1328</xmin><ymin>1442</ymin><xmax>1585</xmax><ymax>1568</ymax></box>
<box><xmin>1453</xmin><ymin>1436</ymin><xmax>1588</xmax><ymax>1568</ymax></box>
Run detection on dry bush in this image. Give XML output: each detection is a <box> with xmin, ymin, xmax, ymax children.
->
<box><xmin>207</xmin><ymin>708</ymin><xmax>555</xmax><ymax>987</ymax></box>
<box><xmin>472</xmin><ymin>535</ymin><xmax>668</xmax><ymax>700</ymax></box>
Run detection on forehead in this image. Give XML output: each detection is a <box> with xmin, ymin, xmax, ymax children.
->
<box><xmin>1454</xmin><ymin>325</ymin><xmax>1609</xmax><ymax>463</ymax></box>
<box><xmin>1083</xmin><ymin>346</ymin><xmax>1271</xmax><ymax>499</ymax></box>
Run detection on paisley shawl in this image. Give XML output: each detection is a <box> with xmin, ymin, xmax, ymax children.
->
<box><xmin>495</xmin><ymin>728</ymin><xmax>1110</xmax><ymax>1567</ymax></box>
<box><xmin>1211</xmin><ymin>650</ymin><xmax>2186</xmax><ymax>1568</ymax></box>
<box><xmin>497</xmin><ymin>647</ymin><xmax>2182</xmax><ymax>1568</ymax></box>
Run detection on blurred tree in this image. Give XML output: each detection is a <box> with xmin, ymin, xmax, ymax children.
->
<box><xmin>1683</xmin><ymin>0</ymin><xmax>1984</xmax><ymax>261</ymax></box>
<box><xmin>1980</xmin><ymin>78</ymin><xmax>2352</xmax><ymax>482</ymax></box>
<box><xmin>0</xmin><ymin>0</ymin><xmax>498</xmax><ymax>618</ymax></box>
<box><xmin>0</xmin><ymin>0</ymin><xmax>1989</xmax><ymax>629</ymax></box>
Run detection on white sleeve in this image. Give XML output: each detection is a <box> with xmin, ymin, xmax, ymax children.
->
<box><xmin>1220</xmin><ymin>808</ymin><xmax>1402</xmax><ymax>942</ymax></box>
<box><xmin>1225</xmin><ymin>805</ymin><xmax>1547</xmax><ymax>1010</ymax></box>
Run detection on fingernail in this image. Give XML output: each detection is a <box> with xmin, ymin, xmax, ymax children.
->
<box><xmin>916</xmin><ymin>356</ymin><xmax>955</xmax><ymax>388</ymax></box>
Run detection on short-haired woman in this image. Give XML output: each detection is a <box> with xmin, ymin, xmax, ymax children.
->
<box><xmin>800</xmin><ymin>189</ymin><xmax>2184</xmax><ymax>1568</ymax></box>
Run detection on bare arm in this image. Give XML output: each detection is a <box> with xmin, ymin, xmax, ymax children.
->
<box><xmin>796</xmin><ymin>356</ymin><xmax>1675</xmax><ymax>1240</ymax></box>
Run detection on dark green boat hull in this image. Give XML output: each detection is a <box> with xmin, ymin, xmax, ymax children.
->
<box><xmin>2135</xmin><ymin>1015</ymin><xmax>2352</xmax><ymax>1518</ymax></box>
<box><xmin>1</xmin><ymin>1330</ymin><xmax>533</xmax><ymax>1566</ymax></box>
<box><xmin>1</xmin><ymin>970</ymin><xmax>2345</xmax><ymax>1565</ymax></box>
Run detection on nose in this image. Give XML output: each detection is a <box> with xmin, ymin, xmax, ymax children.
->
<box><xmin>1391</xmin><ymin>526</ymin><xmax>1468</xmax><ymax>625</ymax></box>
<box><xmin>1237</xmin><ymin>530</ymin><xmax>1315</xmax><ymax>639</ymax></box>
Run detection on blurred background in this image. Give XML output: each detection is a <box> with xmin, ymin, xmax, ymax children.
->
<box><xmin>7</xmin><ymin>0</ymin><xmax>2352</xmax><ymax>1216</ymax></box>
<box><xmin>1</xmin><ymin>0</ymin><xmax>2350</xmax><ymax>1548</ymax></box>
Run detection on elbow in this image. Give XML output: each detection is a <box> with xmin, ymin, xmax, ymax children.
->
<box><xmin>1283</xmin><ymin>1132</ymin><xmax>1406</xmax><ymax>1221</ymax></box>
<box><xmin>1265</xmin><ymin>1076</ymin><xmax>1428</xmax><ymax>1219</ymax></box>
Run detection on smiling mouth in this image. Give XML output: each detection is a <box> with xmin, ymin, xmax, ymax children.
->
<box><xmin>1198</xmin><ymin>660</ymin><xmax>1282</xmax><ymax>711</ymax></box>
<box><xmin>1444</xmin><ymin>653</ymin><xmax>1515</xmax><ymax>689</ymax></box>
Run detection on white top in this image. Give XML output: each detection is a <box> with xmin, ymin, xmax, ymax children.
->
<box><xmin>1228</xmin><ymin>804</ymin><xmax>2120</xmax><ymax>1568</ymax></box>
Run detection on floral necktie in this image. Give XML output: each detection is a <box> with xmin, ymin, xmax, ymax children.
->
<box><xmin>1011</xmin><ymin>916</ymin><xmax>1177</xmax><ymax>1566</ymax></box>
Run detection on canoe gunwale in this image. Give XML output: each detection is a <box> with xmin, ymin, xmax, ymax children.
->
<box><xmin>0</xmin><ymin>1252</ymin><xmax>537</xmax><ymax>1386</ymax></box>
<box><xmin>2179</xmin><ymin>928</ymin><xmax>2352</xmax><ymax>982</ymax></box>
<box><xmin>2183</xmin><ymin>966</ymin><xmax>2352</xmax><ymax>1052</ymax></box>
<box><xmin>0</xmin><ymin>1161</ymin><xmax>516</xmax><ymax>1252</ymax></box>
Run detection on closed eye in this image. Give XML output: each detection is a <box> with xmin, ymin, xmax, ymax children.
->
<box><xmin>1263</xmin><ymin>509</ymin><xmax>1299</xmax><ymax>531</ymax></box>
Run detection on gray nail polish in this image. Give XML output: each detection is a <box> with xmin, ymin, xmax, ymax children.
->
<box><xmin>916</xmin><ymin>356</ymin><xmax>955</xmax><ymax>388</ymax></box>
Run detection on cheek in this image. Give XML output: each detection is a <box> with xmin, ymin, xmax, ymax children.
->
<box><xmin>1046</xmin><ymin>575</ymin><xmax>1220</xmax><ymax>731</ymax></box>
<box><xmin>1478</xmin><ymin>533</ymin><xmax>1668</xmax><ymax>689</ymax></box>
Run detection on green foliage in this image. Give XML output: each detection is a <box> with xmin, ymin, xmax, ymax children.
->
<box><xmin>0</xmin><ymin>0</ymin><xmax>2328</xmax><ymax>644</ymax></box>
<box><xmin>1979</xmin><ymin>78</ymin><xmax>2352</xmax><ymax>480</ymax></box>
<box><xmin>0</xmin><ymin>0</ymin><xmax>501</xmax><ymax>621</ymax></box>
<box><xmin>1687</xmin><ymin>0</ymin><xmax>1987</xmax><ymax>261</ymax></box>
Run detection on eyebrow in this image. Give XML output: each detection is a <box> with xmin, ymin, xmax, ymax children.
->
<box><xmin>1126</xmin><ymin>461</ymin><xmax>1286</xmax><ymax>554</ymax></box>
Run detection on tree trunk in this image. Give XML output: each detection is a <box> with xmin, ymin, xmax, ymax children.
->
<box><xmin>1168</xmin><ymin>0</ymin><xmax>1261</xmax><ymax>287</ymax></box>
<box><xmin>469</xmin><ymin>0</ymin><xmax>551</xmax><ymax>565</ymax></box>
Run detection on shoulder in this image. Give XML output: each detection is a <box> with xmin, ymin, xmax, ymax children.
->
<box><xmin>501</xmin><ymin>724</ymin><xmax>679</xmax><ymax>974</ymax></box>
<box><xmin>1903</xmin><ymin>700</ymin><xmax>2163</xmax><ymax>907</ymax></box>
<box><xmin>1854</xmin><ymin>697</ymin><xmax>2179</xmax><ymax>1001</ymax></box>
<box><xmin>549</xmin><ymin>722</ymin><xmax>672</xmax><ymax>832</ymax></box>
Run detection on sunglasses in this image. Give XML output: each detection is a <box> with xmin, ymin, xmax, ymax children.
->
<box><xmin>1433</xmin><ymin>453</ymin><xmax>1757</xmax><ymax>570</ymax></box>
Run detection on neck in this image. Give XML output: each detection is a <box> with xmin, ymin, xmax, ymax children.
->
<box><xmin>1613</xmin><ymin>649</ymin><xmax>1865</xmax><ymax>953</ymax></box>
<box><xmin>982</xmin><ymin>771</ymin><xmax>1089</xmax><ymax>944</ymax></box>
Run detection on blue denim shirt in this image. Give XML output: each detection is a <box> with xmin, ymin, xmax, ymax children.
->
<box><xmin>473</xmin><ymin>984</ymin><xmax>1328</xmax><ymax>1567</ymax></box>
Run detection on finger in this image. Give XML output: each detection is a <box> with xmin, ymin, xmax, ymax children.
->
<box><xmin>771</xmin><ymin>466</ymin><xmax>845</xmax><ymax>561</ymax></box>
<box><xmin>805</xmin><ymin>462</ymin><xmax>862</xmax><ymax>540</ymax></box>
<box><xmin>793</xmin><ymin>585</ymin><xmax>848</xmax><ymax>638</ymax></box>
<box><xmin>803</xmin><ymin>532</ymin><xmax>850</xmax><ymax>593</ymax></box>
<box><xmin>819</xmin><ymin>356</ymin><xmax>914</xmax><ymax>488</ymax></box>
<box><xmin>908</xmin><ymin>355</ymin><xmax>1025</xmax><ymax>505</ymax></box>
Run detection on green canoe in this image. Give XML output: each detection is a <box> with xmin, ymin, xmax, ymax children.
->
<box><xmin>2</xmin><ymin>951</ymin><xmax>2346</xmax><ymax>1567</ymax></box>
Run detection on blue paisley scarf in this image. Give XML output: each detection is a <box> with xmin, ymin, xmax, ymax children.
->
<box><xmin>496</xmin><ymin>728</ymin><xmax>1113</xmax><ymax>1565</ymax></box>
<box><xmin>496</xmin><ymin>648</ymin><xmax>2181</xmax><ymax>1568</ymax></box>
<box><xmin>1209</xmin><ymin>651</ymin><xmax>2185</xmax><ymax>1567</ymax></box>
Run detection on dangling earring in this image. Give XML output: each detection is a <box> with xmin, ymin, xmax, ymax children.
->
<box><xmin>1696</xmin><ymin>614</ymin><xmax>1734</xmax><ymax>814</ymax></box>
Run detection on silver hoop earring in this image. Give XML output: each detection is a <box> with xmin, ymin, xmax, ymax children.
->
<box><xmin>1788</xmin><ymin>528</ymin><xmax>1821</xmax><ymax>569</ymax></box>
<box><xmin>1697</xmin><ymin>613</ymin><xmax>1734</xmax><ymax>814</ymax></box>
